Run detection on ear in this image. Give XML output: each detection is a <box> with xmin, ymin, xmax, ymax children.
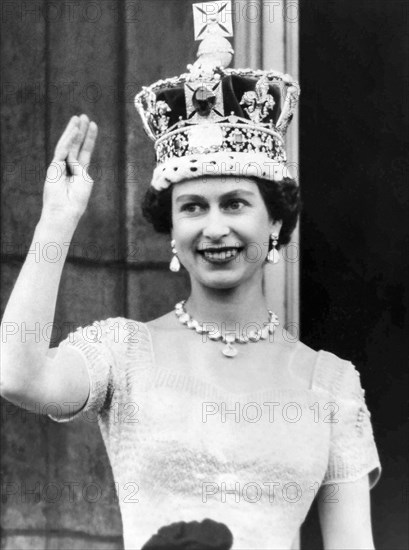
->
<box><xmin>269</xmin><ymin>219</ymin><xmax>283</xmax><ymax>236</ymax></box>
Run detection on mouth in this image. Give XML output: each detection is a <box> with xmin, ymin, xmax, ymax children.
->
<box><xmin>196</xmin><ymin>246</ymin><xmax>244</xmax><ymax>263</ymax></box>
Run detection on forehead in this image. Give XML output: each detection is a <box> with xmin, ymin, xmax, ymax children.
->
<box><xmin>171</xmin><ymin>176</ymin><xmax>259</xmax><ymax>200</ymax></box>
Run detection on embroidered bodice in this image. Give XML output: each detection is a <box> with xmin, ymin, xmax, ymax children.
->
<box><xmin>49</xmin><ymin>318</ymin><xmax>381</xmax><ymax>550</ymax></box>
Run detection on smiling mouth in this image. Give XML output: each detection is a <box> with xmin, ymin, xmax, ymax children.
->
<box><xmin>197</xmin><ymin>247</ymin><xmax>244</xmax><ymax>262</ymax></box>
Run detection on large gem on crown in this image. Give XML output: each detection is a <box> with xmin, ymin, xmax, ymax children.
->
<box><xmin>188</xmin><ymin>123</ymin><xmax>224</xmax><ymax>152</ymax></box>
<box><xmin>192</xmin><ymin>85</ymin><xmax>216</xmax><ymax>117</ymax></box>
<box><xmin>232</xmin><ymin>129</ymin><xmax>243</xmax><ymax>144</ymax></box>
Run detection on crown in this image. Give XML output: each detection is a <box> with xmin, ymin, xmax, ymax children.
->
<box><xmin>134</xmin><ymin>0</ymin><xmax>300</xmax><ymax>190</ymax></box>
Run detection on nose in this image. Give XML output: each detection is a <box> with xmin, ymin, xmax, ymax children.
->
<box><xmin>202</xmin><ymin>208</ymin><xmax>230</xmax><ymax>240</ymax></box>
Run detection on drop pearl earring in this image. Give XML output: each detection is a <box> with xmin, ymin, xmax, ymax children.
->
<box><xmin>169</xmin><ymin>239</ymin><xmax>181</xmax><ymax>272</ymax></box>
<box><xmin>267</xmin><ymin>233</ymin><xmax>280</xmax><ymax>264</ymax></box>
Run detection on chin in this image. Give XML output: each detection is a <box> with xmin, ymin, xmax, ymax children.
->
<box><xmin>195</xmin><ymin>270</ymin><xmax>253</xmax><ymax>290</ymax></box>
<box><xmin>204</xmin><ymin>278</ymin><xmax>240</xmax><ymax>290</ymax></box>
<box><xmin>184</xmin><ymin>256</ymin><xmax>263</xmax><ymax>289</ymax></box>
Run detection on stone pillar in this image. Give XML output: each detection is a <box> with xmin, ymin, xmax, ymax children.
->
<box><xmin>235</xmin><ymin>0</ymin><xmax>300</xmax><ymax>341</ymax></box>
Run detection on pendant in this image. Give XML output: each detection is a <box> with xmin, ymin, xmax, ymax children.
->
<box><xmin>222</xmin><ymin>342</ymin><xmax>238</xmax><ymax>357</ymax></box>
<box><xmin>267</xmin><ymin>248</ymin><xmax>280</xmax><ymax>264</ymax></box>
<box><xmin>170</xmin><ymin>255</ymin><xmax>181</xmax><ymax>272</ymax></box>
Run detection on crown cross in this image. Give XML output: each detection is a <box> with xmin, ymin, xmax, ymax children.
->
<box><xmin>191</xmin><ymin>1</ymin><xmax>234</xmax><ymax>73</ymax></box>
<box><xmin>185</xmin><ymin>79</ymin><xmax>224</xmax><ymax>122</ymax></box>
<box><xmin>193</xmin><ymin>1</ymin><xmax>233</xmax><ymax>40</ymax></box>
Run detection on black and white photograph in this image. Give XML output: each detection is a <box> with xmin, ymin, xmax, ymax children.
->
<box><xmin>1</xmin><ymin>0</ymin><xmax>407</xmax><ymax>548</ymax></box>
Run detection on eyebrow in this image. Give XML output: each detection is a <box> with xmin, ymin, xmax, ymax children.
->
<box><xmin>175</xmin><ymin>189</ymin><xmax>256</xmax><ymax>203</ymax></box>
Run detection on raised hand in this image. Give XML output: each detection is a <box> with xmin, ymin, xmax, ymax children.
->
<box><xmin>41</xmin><ymin>114</ymin><xmax>98</xmax><ymax>226</ymax></box>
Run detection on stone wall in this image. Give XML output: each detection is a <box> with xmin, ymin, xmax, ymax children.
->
<box><xmin>1</xmin><ymin>1</ymin><xmax>194</xmax><ymax>548</ymax></box>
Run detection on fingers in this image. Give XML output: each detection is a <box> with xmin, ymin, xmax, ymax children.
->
<box><xmin>70</xmin><ymin>114</ymin><xmax>90</xmax><ymax>159</ymax></box>
<box><xmin>53</xmin><ymin>116</ymin><xmax>80</xmax><ymax>162</ymax></box>
<box><xmin>53</xmin><ymin>114</ymin><xmax>98</xmax><ymax>168</ymax></box>
<box><xmin>78</xmin><ymin>121</ymin><xmax>98</xmax><ymax>167</ymax></box>
<box><xmin>66</xmin><ymin>152</ymin><xmax>83</xmax><ymax>178</ymax></box>
<box><xmin>66</xmin><ymin>152</ymin><xmax>93</xmax><ymax>185</ymax></box>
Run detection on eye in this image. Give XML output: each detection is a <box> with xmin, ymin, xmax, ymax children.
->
<box><xmin>180</xmin><ymin>202</ymin><xmax>205</xmax><ymax>213</ymax></box>
<box><xmin>223</xmin><ymin>199</ymin><xmax>247</xmax><ymax>211</ymax></box>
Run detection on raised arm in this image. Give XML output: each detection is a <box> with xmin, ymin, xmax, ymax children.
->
<box><xmin>1</xmin><ymin>115</ymin><xmax>98</xmax><ymax>416</ymax></box>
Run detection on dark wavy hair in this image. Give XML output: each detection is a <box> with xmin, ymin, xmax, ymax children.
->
<box><xmin>141</xmin><ymin>176</ymin><xmax>301</xmax><ymax>249</ymax></box>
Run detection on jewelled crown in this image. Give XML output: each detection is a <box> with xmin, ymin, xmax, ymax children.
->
<box><xmin>135</xmin><ymin>0</ymin><xmax>300</xmax><ymax>191</ymax></box>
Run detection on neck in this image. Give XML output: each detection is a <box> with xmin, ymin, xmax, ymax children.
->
<box><xmin>184</xmin><ymin>274</ymin><xmax>273</xmax><ymax>330</ymax></box>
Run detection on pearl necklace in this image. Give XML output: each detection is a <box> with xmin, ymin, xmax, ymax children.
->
<box><xmin>174</xmin><ymin>300</ymin><xmax>279</xmax><ymax>358</ymax></box>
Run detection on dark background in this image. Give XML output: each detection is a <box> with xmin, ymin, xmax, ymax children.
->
<box><xmin>299</xmin><ymin>1</ymin><xmax>408</xmax><ymax>548</ymax></box>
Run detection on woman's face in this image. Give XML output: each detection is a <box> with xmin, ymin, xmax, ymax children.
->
<box><xmin>171</xmin><ymin>176</ymin><xmax>282</xmax><ymax>290</ymax></box>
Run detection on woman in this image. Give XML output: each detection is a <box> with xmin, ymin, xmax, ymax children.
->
<box><xmin>0</xmin><ymin>115</ymin><xmax>382</xmax><ymax>549</ymax></box>
<box><xmin>1</xmin><ymin>9</ymin><xmax>381</xmax><ymax>550</ymax></box>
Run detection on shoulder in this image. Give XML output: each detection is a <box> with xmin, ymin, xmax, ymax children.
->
<box><xmin>287</xmin><ymin>339</ymin><xmax>361</xmax><ymax>396</ymax></box>
<box><xmin>91</xmin><ymin>317</ymin><xmax>150</xmax><ymax>342</ymax></box>
<box><xmin>307</xmin><ymin>346</ymin><xmax>363</xmax><ymax>398</ymax></box>
<box><xmin>71</xmin><ymin>317</ymin><xmax>153</xmax><ymax>364</ymax></box>
<box><xmin>146</xmin><ymin>310</ymin><xmax>179</xmax><ymax>331</ymax></box>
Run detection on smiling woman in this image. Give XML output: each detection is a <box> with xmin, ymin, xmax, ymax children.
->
<box><xmin>142</xmin><ymin>175</ymin><xmax>301</xmax><ymax>248</ymax></box>
<box><xmin>170</xmin><ymin>177</ymin><xmax>280</xmax><ymax>294</ymax></box>
<box><xmin>0</xmin><ymin>2</ymin><xmax>382</xmax><ymax>549</ymax></box>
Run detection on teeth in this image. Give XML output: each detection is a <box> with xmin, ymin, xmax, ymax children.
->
<box><xmin>203</xmin><ymin>249</ymin><xmax>240</xmax><ymax>260</ymax></box>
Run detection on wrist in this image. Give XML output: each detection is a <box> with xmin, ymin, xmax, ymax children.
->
<box><xmin>36</xmin><ymin>214</ymin><xmax>79</xmax><ymax>240</ymax></box>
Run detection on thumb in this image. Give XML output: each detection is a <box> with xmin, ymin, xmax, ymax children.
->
<box><xmin>66</xmin><ymin>152</ymin><xmax>83</xmax><ymax>178</ymax></box>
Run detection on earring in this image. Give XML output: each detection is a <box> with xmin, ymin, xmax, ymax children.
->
<box><xmin>267</xmin><ymin>233</ymin><xmax>280</xmax><ymax>264</ymax></box>
<box><xmin>169</xmin><ymin>239</ymin><xmax>181</xmax><ymax>272</ymax></box>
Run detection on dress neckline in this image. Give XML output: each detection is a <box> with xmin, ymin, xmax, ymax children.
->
<box><xmin>140</xmin><ymin>321</ymin><xmax>329</xmax><ymax>398</ymax></box>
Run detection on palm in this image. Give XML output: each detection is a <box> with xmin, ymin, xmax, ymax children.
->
<box><xmin>42</xmin><ymin>115</ymin><xmax>98</xmax><ymax>223</ymax></box>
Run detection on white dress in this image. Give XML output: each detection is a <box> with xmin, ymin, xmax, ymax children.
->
<box><xmin>49</xmin><ymin>318</ymin><xmax>382</xmax><ymax>550</ymax></box>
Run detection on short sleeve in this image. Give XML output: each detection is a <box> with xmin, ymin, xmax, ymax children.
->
<box><xmin>47</xmin><ymin>318</ymin><xmax>121</xmax><ymax>423</ymax></box>
<box><xmin>318</xmin><ymin>354</ymin><xmax>382</xmax><ymax>489</ymax></box>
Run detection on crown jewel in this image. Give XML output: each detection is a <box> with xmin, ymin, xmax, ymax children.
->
<box><xmin>135</xmin><ymin>1</ymin><xmax>300</xmax><ymax>190</ymax></box>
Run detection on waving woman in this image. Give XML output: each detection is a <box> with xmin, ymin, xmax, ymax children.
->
<box><xmin>1</xmin><ymin>5</ymin><xmax>381</xmax><ymax>549</ymax></box>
